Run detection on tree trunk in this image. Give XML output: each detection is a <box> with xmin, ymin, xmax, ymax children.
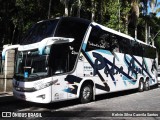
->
<box><xmin>145</xmin><ymin>22</ymin><xmax>148</xmax><ymax>43</ymax></box>
<box><xmin>77</xmin><ymin>0</ymin><xmax>81</xmax><ymax>17</ymax></box>
<box><xmin>125</xmin><ymin>17</ymin><xmax>128</xmax><ymax>34</ymax></box>
<box><xmin>91</xmin><ymin>0</ymin><xmax>95</xmax><ymax>21</ymax></box>
<box><xmin>64</xmin><ymin>0</ymin><xmax>69</xmax><ymax>16</ymax></box>
<box><xmin>135</xmin><ymin>26</ymin><xmax>137</xmax><ymax>39</ymax></box>
<box><xmin>98</xmin><ymin>0</ymin><xmax>102</xmax><ymax>23</ymax></box>
<box><xmin>48</xmin><ymin>0</ymin><xmax>52</xmax><ymax>19</ymax></box>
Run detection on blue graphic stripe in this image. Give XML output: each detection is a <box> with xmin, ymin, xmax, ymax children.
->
<box><xmin>82</xmin><ymin>43</ymin><xmax>87</xmax><ymax>50</ymax></box>
<box><xmin>96</xmin><ymin>49</ymin><xmax>112</xmax><ymax>55</ymax></box>
<box><xmin>124</xmin><ymin>54</ymin><xmax>138</xmax><ymax>78</ymax></box>
<box><xmin>82</xmin><ymin>50</ymin><xmax>110</xmax><ymax>91</ymax></box>
<box><xmin>131</xmin><ymin>55</ymin><xmax>152</xmax><ymax>78</ymax></box>
<box><xmin>103</xmin><ymin>56</ymin><xmax>137</xmax><ymax>83</ymax></box>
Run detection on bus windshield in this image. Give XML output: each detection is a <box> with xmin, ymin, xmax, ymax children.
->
<box><xmin>15</xmin><ymin>17</ymin><xmax>90</xmax><ymax>79</ymax></box>
<box><xmin>21</xmin><ymin>19</ymin><xmax>59</xmax><ymax>45</ymax></box>
<box><xmin>15</xmin><ymin>49</ymin><xmax>49</xmax><ymax>80</ymax></box>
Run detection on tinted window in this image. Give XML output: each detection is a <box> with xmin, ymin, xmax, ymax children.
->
<box><xmin>86</xmin><ymin>25</ymin><xmax>156</xmax><ymax>59</ymax></box>
<box><xmin>48</xmin><ymin>18</ymin><xmax>90</xmax><ymax>75</ymax></box>
<box><xmin>48</xmin><ymin>43</ymin><xmax>76</xmax><ymax>75</ymax></box>
<box><xmin>143</xmin><ymin>45</ymin><xmax>156</xmax><ymax>58</ymax></box>
<box><xmin>54</xmin><ymin>18</ymin><xmax>90</xmax><ymax>52</ymax></box>
<box><xmin>86</xmin><ymin>26</ymin><xmax>119</xmax><ymax>52</ymax></box>
<box><xmin>119</xmin><ymin>38</ymin><xmax>132</xmax><ymax>54</ymax></box>
<box><xmin>21</xmin><ymin>19</ymin><xmax>59</xmax><ymax>45</ymax></box>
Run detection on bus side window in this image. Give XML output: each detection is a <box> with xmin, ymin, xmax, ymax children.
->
<box><xmin>110</xmin><ymin>34</ymin><xmax>119</xmax><ymax>53</ymax></box>
<box><xmin>99</xmin><ymin>33</ymin><xmax>110</xmax><ymax>50</ymax></box>
<box><xmin>86</xmin><ymin>26</ymin><xmax>112</xmax><ymax>51</ymax></box>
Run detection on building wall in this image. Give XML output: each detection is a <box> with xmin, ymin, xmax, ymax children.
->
<box><xmin>0</xmin><ymin>45</ymin><xmax>15</xmax><ymax>92</ymax></box>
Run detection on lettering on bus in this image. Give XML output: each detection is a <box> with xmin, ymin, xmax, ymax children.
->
<box><xmin>93</xmin><ymin>52</ymin><xmax>123</xmax><ymax>78</ymax></box>
<box><xmin>92</xmin><ymin>52</ymin><xmax>153</xmax><ymax>83</ymax></box>
<box><xmin>88</xmin><ymin>41</ymin><xmax>106</xmax><ymax>49</ymax></box>
<box><xmin>124</xmin><ymin>54</ymin><xmax>142</xmax><ymax>79</ymax></box>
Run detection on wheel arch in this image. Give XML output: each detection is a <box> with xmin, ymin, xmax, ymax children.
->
<box><xmin>139</xmin><ymin>77</ymin><xmax>144</xmax><ymax>83</ymax></box>
<box><xmin>138</xmin><ymin>77</ymin><xmax>145</xmax><ymax>92</ymax></box>
<box><xmin>77</xmin><ymin>79</ymin><xmax>95</xmax><ymax>99</ymax></box>
<box><xmin>145</xmin><ymin>77</ymin><xmax>150</xmax><ymax>82</ymax></box>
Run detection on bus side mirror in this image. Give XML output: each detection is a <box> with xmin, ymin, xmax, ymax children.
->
<box><xmin>38</xmin><ymin>46</ymin><xmax>45</xmax><ymax>55</ymax></box>
<box><xmin>2</xmin><ymin>51</ymin><xmax>5</xmax><ymax>60</ymax></box>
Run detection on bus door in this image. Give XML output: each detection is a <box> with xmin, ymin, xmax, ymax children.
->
<box><xmin>49</xmin><ymin>43</ymin><xmax>77</xmax><ymax>101</ymax></box>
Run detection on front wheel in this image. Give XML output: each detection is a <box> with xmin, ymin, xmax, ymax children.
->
<box><xmin>80</xmin><ymin>84</ymin><xmax>93</xmax><ymax>103</ymax></box>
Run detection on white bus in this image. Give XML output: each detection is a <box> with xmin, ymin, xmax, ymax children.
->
<box><xmin>2</xmin><ymin>17</ymin><xmax>158</xmax><ymax>103</ymax></box>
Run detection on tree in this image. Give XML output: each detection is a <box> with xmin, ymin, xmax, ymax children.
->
<box><xmin>156</xmin><ymin>2</ymin><xmax>160</xmax><ymax>13</ymax></box>
<box><xmin>149</xmin><ymin>0</ymin><xmax>157</xmax><ymax>13</ymax></box>
<box><xmin>130</xmin><ymin>0</ymin><xmax>140</xmax><ymax>39</ymax></box>
<box><xmin>69</xmin><ymin>0</ymin><xmax>82</xmax><ymax>17</ymax></box>
<box><xmin>0</xmin><ymin>0</ymin><xmax>160</xmax><ymax>52</ymax></box>
<box><xmin>48</xmin><ymin>0</ymin><xmax>52</xmax><ymax>19</ymax></box>
<box><xmin>140</xmin><ymin>0</ymin><xmax>158</xmax><ymax>43</ymax></box>
<box><xmin>0</xmin><ymin>0</ymin><xmax>16</xmax><ymax>45</ymax></box>
<box><xmin>121</xmin><ymin>0</ymin><xmax>131</xmax><ymax>34</ymax></box>
<box><xmin>105</xmin><ymin>0</ymin><xmax>121</xmax><ymax>31</ymax></box>
<box><xmin>140</xmin><ymin>0</ymin><xmax>149</xmax><ymax>43</ymax></box>
<box><xmin>60</xmin><ymin>0</ymin><xmax>69</xmax><ymax>16</ymax></box>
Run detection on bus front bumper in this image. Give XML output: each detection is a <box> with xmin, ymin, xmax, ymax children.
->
<box><xmin>13</xmin><ymin>86</ymin><xmax>52</xmax><ymax>103</ymax></box>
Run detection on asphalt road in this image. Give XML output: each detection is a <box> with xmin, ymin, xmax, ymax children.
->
<box><xmin>0</xmin><ymin>86</ymin><xmax>160</xmax><ymax>120</ymax></box>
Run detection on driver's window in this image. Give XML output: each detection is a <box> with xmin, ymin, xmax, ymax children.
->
<box><xmin>48</xmin><ymin>43</ymin><xmax>76</xmax><ymax>75</ymax></box>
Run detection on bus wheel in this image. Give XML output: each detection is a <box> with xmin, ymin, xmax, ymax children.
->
<box><xmin>138</xmin><ymin>80</ymin><xmax>144</xmax><ymax>92</ymax></box>
<box><xmin>80</xmin><ymin>84</ymin><xmax>93</xmax><ymax>103</ymax></box>
<box><xmin>144</xmin><ymin>80</ymin><xmax>150</xmax><ymax>91</ymax></box>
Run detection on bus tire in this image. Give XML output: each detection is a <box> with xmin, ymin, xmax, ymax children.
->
<box><xmin>80</xmin><ymin>84</ymin><xmax>93</xmax><ymax>103</ymax></box>
<box><xmin>144</xmin><ymin>80</ymin><xmax>150</xmax><ymax>91</ymax></box>
<box><xmin>138</xmin><ymin>80</ymin><xmax>144</xmax><ymax>92</ymax></box>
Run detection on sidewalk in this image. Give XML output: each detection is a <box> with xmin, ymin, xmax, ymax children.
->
<box><xmin>0</xmin><ymin>92</ymin><xmax>16</xmax><ymax>103</ymax></box>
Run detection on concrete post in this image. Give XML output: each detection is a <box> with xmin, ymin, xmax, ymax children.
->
<box><xmin>3</xmin><ymin>45</ymin><xmax>15</xmax><ymax>92</ymax></box>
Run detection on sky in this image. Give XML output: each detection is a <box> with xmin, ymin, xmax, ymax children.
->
<box><xmin>148</xmin><ymin>0</ymin><xmax>160</xmax><ymax>17</ymax></box>
<box><xmin>157</xmin><ymin>0</ymin><xmax>160</xmax><ymax>17</ymax></box>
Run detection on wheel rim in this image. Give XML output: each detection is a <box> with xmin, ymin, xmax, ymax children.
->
<box><xmin>82</xmin><ymin>86</ymin><xmax>91</xmax><ymax>100</ymax></box>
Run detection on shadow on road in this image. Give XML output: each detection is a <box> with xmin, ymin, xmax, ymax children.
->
<box><xmin>0</xmin><ymin>84</ymin><xmax>159</xmax><ymax>112</ymax></box>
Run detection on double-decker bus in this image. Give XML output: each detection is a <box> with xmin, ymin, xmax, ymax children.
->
<box><xmin>2</xmin><ymin>17</ymin><xmax>158</xmax><ymax>103</ymax></box>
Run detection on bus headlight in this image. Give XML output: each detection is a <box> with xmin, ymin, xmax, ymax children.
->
<box><xmin>34</xmin><ymin>81</ymin><xmax>54</xmax><ymax>90</ymax></box>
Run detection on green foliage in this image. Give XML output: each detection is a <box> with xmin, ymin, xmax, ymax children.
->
<box><xmin>0</xmin><ymin>0</ymin><xmax>160</xmax><ymax>53</ymax></box>
<box><xmin>120</xmin><ymin>0</ymin><xmax>131</xmax><ymax>33</ymax></box>
<box><xmin>105</xmin><ymin>0</ymin><xmax>120</xmax><ymax>31</ymax></box>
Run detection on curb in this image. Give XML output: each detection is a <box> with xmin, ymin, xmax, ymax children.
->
<box><xmin>0</xmin><ymin>92</ymin><xmax>16</xmax><ymax>103</ymax></box>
